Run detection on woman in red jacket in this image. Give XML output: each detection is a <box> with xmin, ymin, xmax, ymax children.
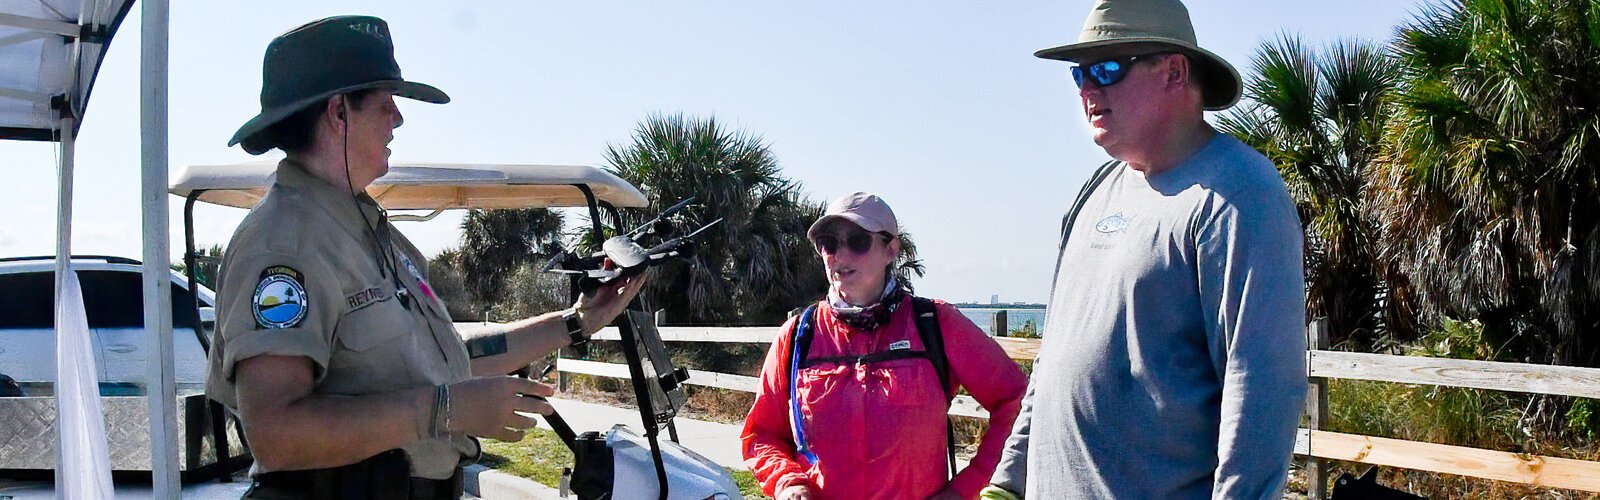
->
<box><xmin>740</xmin><ymin>192</ymin><xmax>1028</xmax><ymax>500</ymax></box>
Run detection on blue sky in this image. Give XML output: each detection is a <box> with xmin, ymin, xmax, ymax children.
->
<box><xmin>1</xmin><ymin>1</ymin><xmax>1430</xmax><ymax>304</ymax></box>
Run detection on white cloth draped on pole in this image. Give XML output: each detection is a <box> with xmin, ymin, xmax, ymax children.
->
<box><xmin>55</xmin><ymin>268</ymin><xmax>114</xmax><ymax>499</ymax></box>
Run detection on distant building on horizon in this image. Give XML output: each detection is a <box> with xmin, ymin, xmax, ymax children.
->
<box><xmin>990</xmin><ymin>294</ymin><xmax>999</xmax><ymax>305</ymax></box>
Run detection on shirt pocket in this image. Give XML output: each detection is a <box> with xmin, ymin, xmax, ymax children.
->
<box><xmin>323</xmin><ymin>295</ymin><xmax>417</xmax><ymax>392</ymax></box>
<box><xmin>871</xmin><ymin>358</ymin><xmax>946</xmax><ymax>409</ymax></box>
<box><xmin>794</xmin><ymin>363</ymin><xmax>851</xmax><ymax>420</ymax></box>
<box><xmin>337</xmin><ymin>299</ymin><xmax>412</xmax><ymax>351</ymax></box>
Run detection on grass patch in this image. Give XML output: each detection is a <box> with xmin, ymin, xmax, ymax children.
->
<box><xmin>478</xmin><ymin>428</ymin><xmax>574</xmax><ymax>488</ymax></box>
<box><xmin>478</xmin><ymin>428</ymin><xmax>771</xmax><ymax>499</ymax></box>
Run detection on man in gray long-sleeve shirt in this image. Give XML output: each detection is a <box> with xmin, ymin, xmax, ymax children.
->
<box><xmin>984</xmin><ymin>0</ymin><xmax>1307</xmax><ymax>498</ymax></box>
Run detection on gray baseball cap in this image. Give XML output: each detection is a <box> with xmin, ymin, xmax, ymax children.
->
<box><xmin>807</xmin><ymin>192</ymin><xmax>899</xmax><ymax>240</ymax></box>
<box><xmin>1034</xmin><ymin>0</ymin><xmax>1242</xmax><ymax>111</ymax></box>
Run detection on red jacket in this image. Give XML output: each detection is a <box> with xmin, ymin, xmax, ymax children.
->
<box><xmin>741</xmin><ymin>297</ymin><xmax>1027</xmax><ymax>499</ymax></box>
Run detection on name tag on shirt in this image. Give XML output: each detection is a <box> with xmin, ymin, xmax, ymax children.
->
<box><xmin>889</xmin><ymin>340</ymin><xmax>911</xmax><ymax>351</ymax></box>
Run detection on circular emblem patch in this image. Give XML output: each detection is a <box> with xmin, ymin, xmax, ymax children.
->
<box><xmin>253</xmin><ymin>266</ymin><xmax>308</xmax><ymax>329</ymax></box>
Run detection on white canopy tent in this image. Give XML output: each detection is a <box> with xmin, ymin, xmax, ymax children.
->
<box><xmin>0</xmin><ymin>0</ymin><xmax>178</xmax><ymax>497</ymax></box>
<box><xmin>0</xmin><ymin>0</ymin><xmax>133</xmax><ymax>140</ymax></box>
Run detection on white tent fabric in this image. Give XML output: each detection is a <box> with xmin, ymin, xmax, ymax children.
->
<box><xmin>0</xmin><ymin>0</ymin><xmax>134</xmax><ymax>140</ymax></box>
<box><xmin>54</xmin><ymin>268</ymin><xmax>114</xmax><ymax>498</ymax></box>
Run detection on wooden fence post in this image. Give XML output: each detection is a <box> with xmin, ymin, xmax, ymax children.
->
<box><xmin>1306</xmin><ymin>318</ymin><xmax>1330</xmax><ymax>499</ymax></box>
<box><xmin>992</xmin><ymin>310</ymin><xmax>1008</xmax><ymax>337</ymax></box>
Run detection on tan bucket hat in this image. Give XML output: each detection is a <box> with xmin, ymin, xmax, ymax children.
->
<box><xmin>1035</xmin><ymin>0</ymin><xmax>1242</xmax><ymax>111</ymax></box>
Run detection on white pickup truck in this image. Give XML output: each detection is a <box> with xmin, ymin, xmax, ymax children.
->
<box><xmin>0</xmin><ymin>255</ymin><xmax>214</xmax><ymax>395</ymax></box>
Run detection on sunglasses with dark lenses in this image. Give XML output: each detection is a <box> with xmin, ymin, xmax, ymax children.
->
<box><xmin>814</xmin><ymin>230</ymin><xmax>883</xmax><ymax>255</ymax></box>
<box><xmin>1070</xmin><ymin>53</ymin><xmax>1167</xmax><ymax>88</ymax></box>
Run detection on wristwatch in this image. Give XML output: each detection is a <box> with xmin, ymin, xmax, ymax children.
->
<box><xmin>562</xmin><ymin>307</ymin><xmax>587</xmax><ymax>347</ymax></box>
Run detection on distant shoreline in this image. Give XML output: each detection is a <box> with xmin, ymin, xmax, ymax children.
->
<box><xmin>952</xmin><ymin>303</ymin><xmax>1045</xmax><ymax>309</ymax></box>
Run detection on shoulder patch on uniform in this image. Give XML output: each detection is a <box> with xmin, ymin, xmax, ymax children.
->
<box><xmin>253</xmin><ymin>266</ymin><xmax>308</xmax><ymax>329</ymax></box>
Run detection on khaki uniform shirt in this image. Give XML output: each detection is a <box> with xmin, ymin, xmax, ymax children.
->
<box><xmin>205</xmin><ymin>159</ymin><xmax>476</xmax><ymax>480</ymax></box>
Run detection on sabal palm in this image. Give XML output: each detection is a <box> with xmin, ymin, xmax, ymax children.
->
<box><xmin>604</xmin><ymin>113</ymin><xmax>829</xmax><ymax>325</ymax></box>
<box><xmin>457</xmin><ymin>207</ymin><xmax>565</xmax><ymax>307</ymax></box>
<box><xmin>1217</xmin><ymin>35</ymin><xmax>1408</xmax><ymax>348</ymax></box>
<box><xmin>1372</xmin><ymin>0</ymin><xmax>1600</xmax><ymax>365</ymax></box>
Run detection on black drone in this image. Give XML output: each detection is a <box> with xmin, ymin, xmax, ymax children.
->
<box><xmin>543</xmin><ymin>197</ymin><xmax>722</xmax><ymax>292</ymax></box>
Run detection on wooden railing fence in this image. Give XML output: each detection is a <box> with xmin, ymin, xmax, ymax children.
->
<box><xmin>527</xmin><ymin>320</ymin><xmax>1600</xmax><ymax>495</ymax></box>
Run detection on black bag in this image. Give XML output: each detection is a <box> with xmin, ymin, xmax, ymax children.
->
<box><xmin>569</xmin><ymin>431</ymin><xmax>615</xmax><ymax>499</ymax></box>
<box><xmin>1331</xmin><ymin>467</ymin><xmax>1425</xmax><ymax>499</ymax></box>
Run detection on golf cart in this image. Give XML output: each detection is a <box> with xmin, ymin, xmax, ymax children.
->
<box><xmin>169</xmin><ymin>160</ymin><xmax>741</xmax><ymax>500</ymax></box>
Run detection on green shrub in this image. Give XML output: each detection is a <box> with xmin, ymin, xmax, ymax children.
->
<box><xmin>1567</xmin><ymin>398</ymin><xmax>1600</xmax><ymax>442</ymax></box>
<box><xmin>1008</xmin><ymin>320</ymin><xmax>1040</xmax><ymax>339</ymax></box>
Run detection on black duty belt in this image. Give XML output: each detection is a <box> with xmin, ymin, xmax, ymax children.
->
<box><xmin>245</xmin><ymin>449</ymin><xmax>464</xmax><ymax>500</ymax></box>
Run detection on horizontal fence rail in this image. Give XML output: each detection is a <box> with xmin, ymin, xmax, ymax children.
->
<box><xmin>452</xmin><ymin>321</ymin><xmax>1600</xmax><ymax>494</ymax></box>
<box><xmin>558</xmin><ymin>358</ymin><xmax>991</xmax><ymax>419</ymax></box>
<box><xmin>1294</xmin><ymin>429</ymin><xmax>1600</xmax><ymax>492</ymax></box>
<box><xmin>586</xmin><ymin>326</ymin><xmax>1041</xmax><ymax>362</ymax></box>
<box><xmin>1309</xmin><ymin>350</ymin><xmax>1600</xmax><ymax>399</ymax></box>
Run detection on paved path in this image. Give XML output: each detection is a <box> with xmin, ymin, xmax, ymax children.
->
<box><xmin>464</xmin><ymin>398</ymin><xmax>748</xmax><ymax>499</ymax></box>
<box><xmin>541</xmin><ymin>397</ymin><xmax>748</xmax><ymax>471</ymax></box>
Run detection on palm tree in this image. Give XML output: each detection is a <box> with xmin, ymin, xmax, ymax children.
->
<box><xmin>1217</xmin><ymin>35</ymin><xmax>1411</xmax><ymax>349</ymax></box>
<box><xmin>172</xmin><ymin>243</ymin><xmax>225</xmax><ymax>289</ymax></box>
<box><xmin>1371</xmin><ymin>0</ymin><xmax>1600</xmax><ymax>366</ymax></box>
<box><xmin>455</xmin><ymin>208</ymin><xmax>566</xmax><ymax>308</ymax></box>
<box><xmin>603</xmin><ymin>113</ymin><xmax>829</xmax><ymax>325</ymax></box>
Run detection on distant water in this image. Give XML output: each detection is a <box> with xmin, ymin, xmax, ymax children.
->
<box><xmin>957</xmin><ymin>307</ymin><xmax>1046</xmax><ymax>336</ymax></box>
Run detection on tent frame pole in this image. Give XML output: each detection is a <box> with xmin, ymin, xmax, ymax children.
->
<box><xmin>141</xmin><ymin>0</ymin><xmax>180</xmax><ymax>495</ymax></box>
<box><xmin>52</xmin><ymin>114</ymin><xmax>75</xmax><ymax>497</ymax></box>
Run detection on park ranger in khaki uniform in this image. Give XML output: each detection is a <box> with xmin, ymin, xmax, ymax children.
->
<box><xmin>206</xmin><ymin>15</ymin><xmax>643</xmax><ymax>499</ymax></box>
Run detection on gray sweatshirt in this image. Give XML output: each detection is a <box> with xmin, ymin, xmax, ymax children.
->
<box><xmin>992</xmin><ymin>134</ymin><xmax>1307</xmax><ymax>499</ymax></box>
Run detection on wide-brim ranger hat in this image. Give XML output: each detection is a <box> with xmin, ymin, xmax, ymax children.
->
<box><xmin>229</xmin><ymin>15</ymin><xmax>449</xmax><ymax>155</ymax></box>
<box><xmin>1035</xmin><ymin>0</ymin><xmax>1241</xmax><ymax>111</ymax></box>
<box><xmin>807</xmin><ymin>192</ymin><xmax>900</xmax><ymax>240</ymax></box>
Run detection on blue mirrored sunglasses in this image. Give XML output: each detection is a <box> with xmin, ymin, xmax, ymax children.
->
<box><xmin>1070</xmin><ymin>53</ymin><xmax>1168</xmax><ymax>88</ymax></box>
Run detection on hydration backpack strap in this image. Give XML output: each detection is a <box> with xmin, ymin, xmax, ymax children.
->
<box><xmin>787</xmin><ymin>305</ymin><xmax>821</xmax><ymax>466</ymax></box>
<box><xmin>909</xmin><ymin>296</ymin><xmax>958</xmax><ymax>479</ymax></box>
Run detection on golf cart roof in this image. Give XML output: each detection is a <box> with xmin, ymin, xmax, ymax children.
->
<box><xmin>169</xmin><ymin>160</ymin><xmax>648</xmax><ymax>210</ymax></box>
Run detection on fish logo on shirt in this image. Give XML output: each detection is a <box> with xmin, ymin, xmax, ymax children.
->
<box><xmin>1095</xmin><ymin>212</ymin><xmax>1132</xmax><ymax>234</ymax></box>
